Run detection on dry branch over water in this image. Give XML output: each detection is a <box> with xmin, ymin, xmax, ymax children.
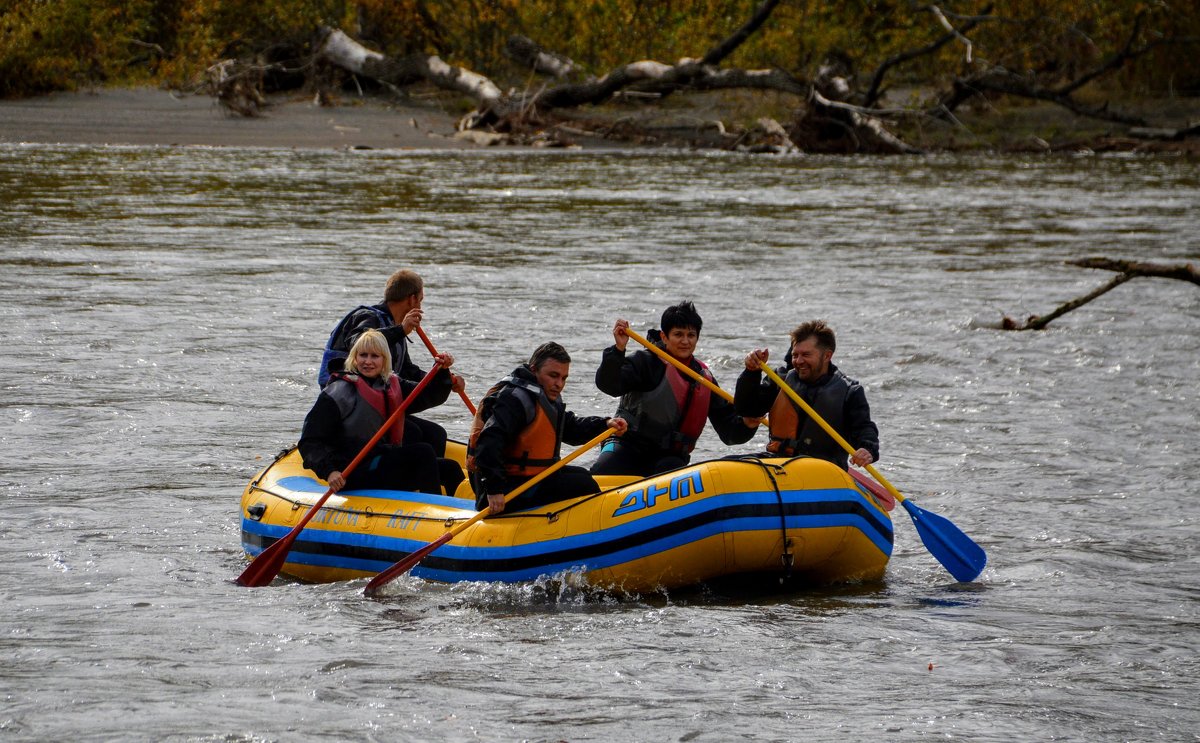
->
<box><xmin>1001</xmin><ymin>258</ymin><xmax>1200</xmax><ymax>330</ymax></box>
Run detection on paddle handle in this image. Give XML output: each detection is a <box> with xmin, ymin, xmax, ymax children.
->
<box><xmin>415</xmin><ymin>326</ymin><xmax>477</xmax><ymax>415</ymax></box>
<box><xmin>625</xmin><ymin>328</ymin><xmax>732</xmax><ymax>403</ymax></box>
<box><xmin>363</xmin><ymin>427</ymin><xmax>616</xmax><ymax>595</ymax></box>
<box><xmin>758</xmin><ymin>362</ymin><xmax>905</xmax><ymax>504</ymax></box>
<box><xmin>236</xmin><ymin>362</ymin><xmax>445</xmax><ymax>587</ymax></box>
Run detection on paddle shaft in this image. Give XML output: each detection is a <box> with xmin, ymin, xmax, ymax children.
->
<box><xmin>236</xmin><ymin>361</ymin><xmax>445</xmax><ymax>587</ymax></box>
<box><xmin>363</xmin><ymin>427</ymin><xmax>616</xmax><ymax>595</ymax></box>
<box><xmin>415</xmin><ymin>326</ymin><xmax>477</xmax><ymax>415</ymax></box>
<box><xmin>624</xmin><ymin>328</ymin><xmax>735</xmax><ymax>403</ymax></box>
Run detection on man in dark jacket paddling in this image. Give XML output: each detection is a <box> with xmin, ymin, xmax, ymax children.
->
<box><xmin>734</xmin><ymin>320</ymin><xmax>879</xmax><ymax>470</ymax></box>
<box><xmin>467</xmin><ymin>342</ymin><xmax>627</xmax><ymax>514</ymax></box>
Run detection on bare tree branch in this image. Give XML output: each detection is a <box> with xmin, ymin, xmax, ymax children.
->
<box><xmin>928</xmin><ymin>5</ymin><xmax>974</xmax><ymax>64</ymax></box>
<box><xmin>864</xmin><ymin>4</ymin><xmax>992</xmax><ymax>108</ymax></box>
<box><xmin>701</xmin><ymin>0</ymin><xmax>784</xmax><ymax>66</ymax></box>
<box><xmin>1001</xmin><ymin>258</ymin><xmax>1198</xmax><ymax>330</ymax></box>
<box><xmin>504</xmin><ymin>35</ymin><xmax>575</xmax><ymax>78</ymax></box>
<box><xmin>316</xmin><ymin>27</ymin><xmax>502</xmax><ymax>107</ymax></box>
<box><xmin>1069</xmin><ymin>257</ymin><xmax>1200</xmax><ymax>285</ymax></box>
<box><xmin>933</xmin><ymin>12</ymin><xmax>1165</xmax><ymax>126</ymax></box>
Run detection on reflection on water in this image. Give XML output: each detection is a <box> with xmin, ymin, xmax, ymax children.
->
<box><xmin>0</xmin><ymin>144</ymin><xmax>1197</xmax><ymax>741</ymax></box>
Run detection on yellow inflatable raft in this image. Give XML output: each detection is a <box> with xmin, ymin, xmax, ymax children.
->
<box><xmin>239</xmin><ymin>444</ymin><xmax>894</xmax><ymax>592</ymax></box>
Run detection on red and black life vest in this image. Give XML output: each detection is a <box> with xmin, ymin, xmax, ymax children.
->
<box><xmin>617</xmin><ymin>357</ymin><xmax>712</xmax><ymax>454</ymax></box>
<box><xmin>325</xmin><ymin>371</ymin><xmax>406</xmax><ymax>450</ymax></box>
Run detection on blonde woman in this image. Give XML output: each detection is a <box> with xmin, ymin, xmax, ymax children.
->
<box><xmin>300</xmin><ymin>329</ymin><xmax>462</xmax><ymax>494</ymax></box>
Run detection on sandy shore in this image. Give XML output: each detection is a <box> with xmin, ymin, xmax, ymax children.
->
<box><xmin>0</xmin><ymin>87</ymin><xmax>473</xmax><ymax>150</ymax></box>
<box><xmin>5</xmin><ymin>86</ymin><xmax>1195</xmax><ymax>154</ymax></box>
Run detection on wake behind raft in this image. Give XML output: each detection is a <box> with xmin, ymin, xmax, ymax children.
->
<box><xmin>239</xmin><ymin>442</ymin><xmax>895</xmax><ymax>593</ymax></box>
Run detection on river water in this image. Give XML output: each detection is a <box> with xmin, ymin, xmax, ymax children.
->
<box><xmin>1</xmin><ymin>144</ymin><xmax>1197</xmax><ymax>742</ymax></box>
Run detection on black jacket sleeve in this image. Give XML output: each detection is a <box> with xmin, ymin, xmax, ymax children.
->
<box><xmin>734</xmin><ymin>366</ymin><xmax>782</xmax><ymax>418</ymax></box>
<box><xmin>398</xmin><ymin>366</ymin><xmax>453</xmax><ymax>414</ymax></box>
<box><xmin>297</xmin><ymin>393</ymin><xmax>347</xmax><ymax>481</ymax></box>
<box><xmin>706</xmin><ymin>382</ymin><xmax>758</xmax><ymax>445</ymax></box>
<box><xmin>562</xmin><ymin>410</ymin><xmax>611</xmax><ymax>446</ymax></box>
<box><xmin>844</xmin><ymin>386</ymin><xmax>880</xmax><ymax>463</ymax></box>
<box><xmin>595</xmin><ymin>346</ymin><xmax>662</xmax><ymax>397</ymax></box>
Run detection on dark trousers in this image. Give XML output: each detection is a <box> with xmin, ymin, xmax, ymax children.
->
<box><xmin>404</xmin><ymin>415</ymin><xmax>448</xmax><ymax>457</ymax></box>
<box><xmin>472</xmin><ymin>465</ymin><xmax>600</xmax><ymax>512</ymax></box>
<box><xmin>590</xmin><ymin>438</ymin><xmax>689</xmax><ymax>478</ymax></box>
<box><xmin>346</xmin><ymin>442</ymin><xmax>442</xmax><ymax>494</ymax></box>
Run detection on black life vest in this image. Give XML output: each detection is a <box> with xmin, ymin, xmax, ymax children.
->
<box><xmin>325</xmin><ymin>371</ymin><xmax>405</xmax><ymax>451</ymax></box>
<box><xmin>766</xmin><ymin>368</ymin><xmax>855</xmax><ymax>468</ymax></box>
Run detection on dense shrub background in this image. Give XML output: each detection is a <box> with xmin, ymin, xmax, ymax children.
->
<box><xmin>1</xmin><ymin>0</ymin><xmax>1195</xmax><ymax>99</ymax></box>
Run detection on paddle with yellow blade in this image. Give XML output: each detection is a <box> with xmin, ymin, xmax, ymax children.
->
<box><xmin>623</xmin><ymin>327</ymin><xmax>893</xmax><ymax>507</ymax></box>
<box><xmin>363</xmin><ymin>427</ymin><xmax>619</xmax><ymax>596</ymax></box>
<box><xmin>414</xmin><ymin>325</ymin><xmax>476</xmax><ymax>415</ymax></box>
<box><xmin>236</xmin><ymin>362</ymin><xmax>445</xmax><ymax>587</ymax></box>
<box><xmin>758</xmin><ymin>362</ymin><xmax>987</xmax><ymax>582</ymax></box>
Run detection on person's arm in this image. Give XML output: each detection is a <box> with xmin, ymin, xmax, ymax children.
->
<box><xmin>399</xmin><ymin>356</ymin><xmax>454</xmax><ymax>414</ymax></box>
<box><xmin>707</xmin><ymin>390</ymin><xmax>760</xmax><ymax>445</ymax></box>
<box><xmin>843</xmin><ymin>386</ymin><xmax>880</xmax><ymax>466</ymax></box>
<box><xmin>297</xmin><ymin>394</ymin><xmax>348</xmax><ymax>483</ymax></box>
<box><xmin>561</xmin><ymin>410</ymin><xmax>618</xmax><ymax>445</ymax></box>
<box><xmin>734</xmin><ymin>369</ymin><xmax>777</xmax><ymax>418</ymax></box>
<box><xmin>596</xmin><ymin>346</ymin><xmax>662</xmax><ymax>398</ymax></box>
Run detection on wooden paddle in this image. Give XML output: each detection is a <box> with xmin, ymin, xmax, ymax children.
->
<box><xmin>758</xmin><ymin>361</ymin><xmax>987</xmax><ymax>582</ymax></box>
<box><xmin>415</xmin><ymin>326</ymin><xmax>476</xmax><ymax>415</ymax></box>
<box><xmin>363</xmin><ymin>427</ymin><xmax>617</xmax><ymax>596</ymax></box>
<box><xmin>236</xmin><ymin>362</ymin><xmax>445</xmax><ymax>587</ymax></box>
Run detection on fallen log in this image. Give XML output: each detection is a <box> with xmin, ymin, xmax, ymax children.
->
<box><xmin>1001</xmin><ymin>258</ymin><xmax>1198</xmax><ymax>330</ymax></box>
<box><xmin>315</xmin><ymin>27</ymin><xmax>502</xmax><ymax>110</ymax></box>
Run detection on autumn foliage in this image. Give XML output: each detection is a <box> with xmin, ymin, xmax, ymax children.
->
<box><xmin>0</xmin><ymin>0</ymin><xmax>1196</xmax><ymax>100</ymax></box>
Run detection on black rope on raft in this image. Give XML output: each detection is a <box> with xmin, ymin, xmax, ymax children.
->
<box><xmin>723</xmin><ymin>455</ymin><xmax>795</xmax><ymax>580</ymax></box>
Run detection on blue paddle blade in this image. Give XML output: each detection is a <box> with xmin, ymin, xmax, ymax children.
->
<box><xmin>901</xmin><ymin>499</ymin><xmax>987</xmax><ymax>582</ymax></box>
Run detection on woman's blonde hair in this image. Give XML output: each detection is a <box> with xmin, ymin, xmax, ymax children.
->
<box><xmin>345</xmin><ymin>329</ymin><xmax>392</xmax><ymax>377</ymax></box>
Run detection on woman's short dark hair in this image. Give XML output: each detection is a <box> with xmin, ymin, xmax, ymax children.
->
<box><xmin>660</xmin><ymin>300</ymin><xmax>702</xmax><ymax>334</ymax></box>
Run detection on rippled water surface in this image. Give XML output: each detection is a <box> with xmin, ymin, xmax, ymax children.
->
<box><xmin>2</xmin><ymin>144</ymin><xmax>1198</xmax><ymax>742</ymax></box>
